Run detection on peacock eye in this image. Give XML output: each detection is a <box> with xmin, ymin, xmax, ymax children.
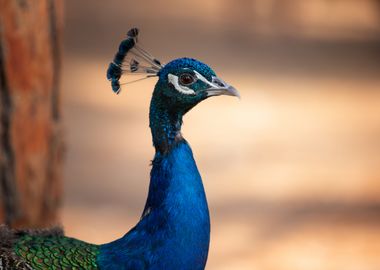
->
<box><xmin>179</xmin><ymin>73</ymin><xmax>196</xmax><ymax>86</ymax></box>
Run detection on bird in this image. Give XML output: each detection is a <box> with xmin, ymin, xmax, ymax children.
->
<box><xmin>0</xmin><ymin>27</ymin><xmax>239</xmax><ymax>270</ymax></box>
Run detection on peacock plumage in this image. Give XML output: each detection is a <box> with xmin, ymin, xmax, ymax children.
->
<box><xmin>0</xmin><ymin>28</ymin><xmax>239</xmax><ymax>270</ymax></box>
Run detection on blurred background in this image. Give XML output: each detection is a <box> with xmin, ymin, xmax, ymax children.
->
<box><xmin>2</xmin><ymin>0</ymin><xmax>380</xmax><ymax>269</ymax></box>
<box><xmin>62</xmin><ymin>1</ymin><xmax>380</xmax><ymax>269</ymax></box>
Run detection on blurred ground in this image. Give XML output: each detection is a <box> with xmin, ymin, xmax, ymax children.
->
<box><xmin>61</xmin><ymin>1</ymin><xmax>380</xmax><ymax>269</ymax></box>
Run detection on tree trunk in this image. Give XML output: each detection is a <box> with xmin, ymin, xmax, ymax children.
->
<box><xmin>0</xmin><ymin>0</ymin><xmax>64</xmax><ymax>228</ymax></box>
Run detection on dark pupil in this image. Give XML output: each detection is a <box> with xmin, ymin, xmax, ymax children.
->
<box><xmin>180</xmin><ymin>74</ymin><xmax>194</xmax><ymax>85</ymax></box>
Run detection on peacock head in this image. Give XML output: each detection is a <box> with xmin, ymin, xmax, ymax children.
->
<box><xmin>107</xmin><ymin>28</ymin><xmax>239</xmax><ymax>116</ymax></box>
<box><xmin>153</xmin><ymin>57</ymin><xmax>239</xmax><ymax>113</ymax></box>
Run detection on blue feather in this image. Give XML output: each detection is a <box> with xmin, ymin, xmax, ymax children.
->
<box><xmin>98</xmin><ymin>141</ymin><xmax>210</xmax><ymax>270</ymax></box>
<box><xmin>98</xmin><ymin>28</ymin><xmax>237</xmax><ymax>270</ymax></box>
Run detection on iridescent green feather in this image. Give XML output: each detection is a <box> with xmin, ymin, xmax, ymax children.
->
<box><xmin>14</xmin><ymin>235</ymin><xmax>100</xmax><ymax>270</ymax></box>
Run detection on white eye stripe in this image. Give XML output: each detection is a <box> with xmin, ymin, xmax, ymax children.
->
<box><xmin>193</xmin><ymin>71</ymin><xmax>218</xmax><ymax>88</ymax></box>
<box><xmin>168</xmin><ymin>74</ymin><xmax>196</xmax><ymax>95</ymax></box>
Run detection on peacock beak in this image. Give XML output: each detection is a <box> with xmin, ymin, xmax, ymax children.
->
<box><xmin>205</xmin><ymin>76</ymin><xmax>240</xmax><ymax>99</ymax></box>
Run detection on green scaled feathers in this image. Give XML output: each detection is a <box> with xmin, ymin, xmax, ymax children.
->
<box><xmin>14</xmin><ymin>235</ymin><xmax>100</xmax><ymax>270</ymax></box>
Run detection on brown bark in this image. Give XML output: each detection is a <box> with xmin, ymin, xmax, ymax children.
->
<box><xmin>0</xmin><ymin>0</ymin><xmax>64</xmax><ymax>228</ymax></box>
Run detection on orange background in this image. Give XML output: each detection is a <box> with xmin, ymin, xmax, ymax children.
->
<box><xmin>61</xmin><ymin>1</ymin><xmax>380</xmax><ymax>269</ymax></box>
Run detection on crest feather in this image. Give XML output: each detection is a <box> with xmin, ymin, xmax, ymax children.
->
<box><xmin>106</xmin><ymin>28</ymin><xmax>164</xmax><ymax>94</ymax></box>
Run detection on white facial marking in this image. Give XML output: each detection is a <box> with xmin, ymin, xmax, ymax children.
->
<box><xmin>168</xmin><ymin>73</ymin><xmax>196</xmax><ymax>95</ymax></box>
<box><xmin>142</xmin><ymin>207</ymin><xmax>151</xmax><ymax>218</ymax></box>
<box><xmin>193</xmin><ymin>71</ymin><xmax>231</xmax><ymax>97</ymax></box>
<box><xmin>193</xmin><ymin>70</ymin><xmax>218</xmax><ymax>88</ymax></box>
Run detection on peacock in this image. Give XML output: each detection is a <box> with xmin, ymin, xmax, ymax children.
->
<box><xmin>0</xmin><ymin>28</ymin><xmax>239</xmax><ymax>270</ymax></box>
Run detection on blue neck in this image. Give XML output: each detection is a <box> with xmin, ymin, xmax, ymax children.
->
<box><xmin>149</xmin><ymin>91</ymin><xmax>185</xmax><ymax>154</ymax></box>
<box><xmin>98</xmin><ymin>100</ymin><xmax>210</xmax><ymax>270</ymax></box>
